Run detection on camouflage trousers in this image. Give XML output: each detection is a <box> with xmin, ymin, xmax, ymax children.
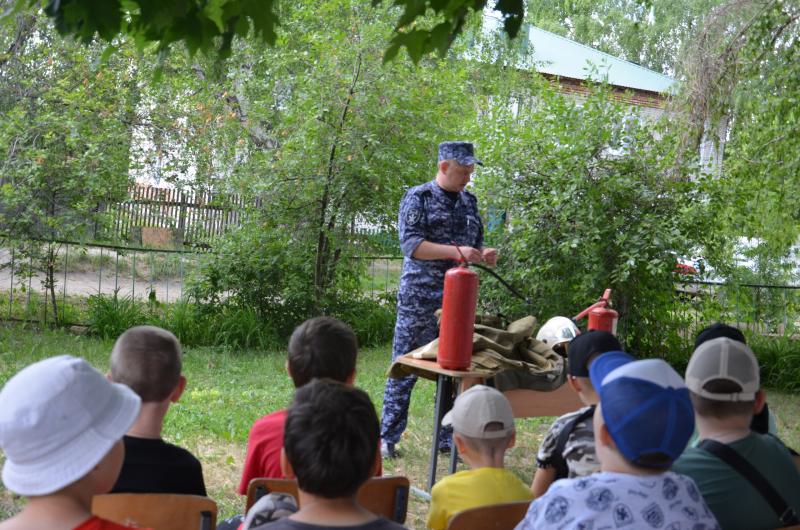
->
<box><xmin>380</xmin><ymin>299</ymin><xmax>452</xmax><ymax>447</ymax></box>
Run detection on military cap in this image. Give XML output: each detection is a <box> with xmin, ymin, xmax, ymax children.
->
<box><xmin>438</xmin><ymin>141</ymin><xmax>483</xmax><ymax>166</ymax></box>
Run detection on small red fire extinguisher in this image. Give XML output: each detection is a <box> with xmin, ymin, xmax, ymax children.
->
<box><xmin>438</xmin><ymin>263</ymin><xmax>479</xmax><ymax>370</ymax></box>
<box><xmin>574</xmin><ymin>289</ymin><xmax>619</xmax><ymax>335</ymax></box>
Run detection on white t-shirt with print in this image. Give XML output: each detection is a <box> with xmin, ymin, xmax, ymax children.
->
<box><xmin>515</xmin><ymin>471</ymin><xmax>719</xmax><ymax>530</ymax></box>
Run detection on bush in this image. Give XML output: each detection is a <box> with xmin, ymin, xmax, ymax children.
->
<box><xmin>472</xmin><ymin>80</ymin><xmax>720</xmax><ymax>356</ymax></box>
<box><xmin>750</xmin><ymin>335</ymin><xmax>800</xmax><ymax>393</ymax></box>
<box><xmin>326</xmin><ymin>293</ymin><xmax>396</xmax><ymax>347</ymax></box>
<box><xmin>86</xmin><ymin>291</ymin><xmax>147</xmax><ymax>339</ymax></box>
<box><xmin>154</xmin><ymin>300</ymin><xmax>213</xmax><ymax>347</ymax></box>
<box><xmin>210</xmin><ymin>304</ymin><xmax>282</xmax><ymax>351</ymax></box>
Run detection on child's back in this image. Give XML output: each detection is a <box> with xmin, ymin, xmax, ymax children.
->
<box><xmin>263</xmin><ymin>378</ymin><xmax>405</xmax><ymax>530</ymax></box>
<box><xmin>531</xmin><ymin>331</ymin><xmax>621</xmax><ymax>497</ymax></box>
<box><xmin>109</xmin><ymin>325</ymin><xmax>206</xmax><ymax>495</ymax></box>
<box><xmin>517</xmin><ymin>354</ymin><xmax>719</xmax><ymax>530</ymax></box>
<box><xmin>0</xmin><ymin>356</ymin><xmax>149</xmax><ymax>530</ymax></box>
<box><xmin>238</xmin><ymin>317</ymin><xmax>379</xmax><ymax>494</ymax></box>
<box><xmin>427</xmin><ymin>385</ymin><xmax>531</xmax><ymax>530</ymax></box>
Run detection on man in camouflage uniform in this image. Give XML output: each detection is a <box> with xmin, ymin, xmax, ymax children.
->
<box><xmin>380</xmin><ymin>141</ymin><xmax>497</xmax><ymax>458</ymax></box>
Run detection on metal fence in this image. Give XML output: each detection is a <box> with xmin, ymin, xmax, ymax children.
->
<box><xmin>0</xmin><ymin>240</ymin><xmax>199</xmax><ymax>326</ymax></box>
<box><xmin>674</xmin><ymin>280</ymin><xmax>800</xmax><ymax>338</ymax></box>
<box><xmin>2</xmin><ymin>239</ymin><xmax>798</xmax><ymax>338</ymax></box>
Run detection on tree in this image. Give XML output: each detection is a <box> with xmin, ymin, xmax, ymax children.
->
<box><xmin>5</xmin><ymin>0</ymin><xmax>524</xmax><ymax>63</ymax></box>
<box><xmin>469</xmin><ymin>70</ymin><xmax>718</xmax><ymax>354</ymax></box>
<box><xmin>0</xmin><ymin>13</ymin><xmax>135</xmax><ymax>323</ymax></box>
<box><xmin>185</xmin><ymin>0</ymin><xmax>485</xmax><ymax>333</ymax></box>
<box><xmin>677</xmin><ymin>0</ymin><xmax>800</xmax><ymax>280</ymax></box>
<box><xmin>524</xmin><ymin>0</ymin><xmax>723</xmax><ymax>75</ymax></box>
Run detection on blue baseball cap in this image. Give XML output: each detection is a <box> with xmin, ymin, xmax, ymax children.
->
<box><xmin>438</xmin><ymin>141</ymin><xmax>483</xmax><ymax>166</ymax></box>
<box><xmin>590</xmin><ymin>354</ymin><xmax>694</xmax><ymax>469</ymax></box>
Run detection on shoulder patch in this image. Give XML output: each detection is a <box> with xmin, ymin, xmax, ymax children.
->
<box><xmin>406</xmin><ymin>207</ymin><xmax>421</xmax><ymax>226</ymax></box>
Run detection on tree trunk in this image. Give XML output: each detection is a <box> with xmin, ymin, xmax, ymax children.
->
<box><xmin>313</xmin><ymin>52</ymin><xmax>362</xmax><ymax>309</ymax></box>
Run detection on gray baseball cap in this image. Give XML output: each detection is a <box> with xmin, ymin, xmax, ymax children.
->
<box><xmin>441</xmin><ymin>384</ymin><xmax>514</xmax><ymax>439</ymax></box>
<box><xmin>438</xmin><ymin>141</ymin><xmax>483</xmax><ymax>166</ymax></box>
<box><xmin>685</xmin><ymin>337</ymin><xmax>759</xmax><ymax>401</ymax></box>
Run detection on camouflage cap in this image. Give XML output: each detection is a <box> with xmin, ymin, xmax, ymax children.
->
<box><xmin>438</xmin><ymin>141</ymin><xmax>483</xmax><ymax>166</ymax></box>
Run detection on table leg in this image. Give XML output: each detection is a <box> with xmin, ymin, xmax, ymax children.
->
<box><xmin>427</xmin><ymin>374</ymin><xmax>454</xmax><ymax>491</ymax></box>
<box><xmin>449</xmin><ymin>382</ymin><xmax>461</xmax><ymax>474</ymax></box>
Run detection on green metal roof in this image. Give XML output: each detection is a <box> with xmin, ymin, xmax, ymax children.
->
<box><xmin>483</xmin><ymin>16</ymin><xmax>675</xmax><ymax>94</ymax></box>
<box><xmin>526</xmin><ymin>26</ymin><xmax>675</xmax><ymax>93</ymax></box>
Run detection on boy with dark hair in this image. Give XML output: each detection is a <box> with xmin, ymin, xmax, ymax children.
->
<box><xmin>530</xmin><ymin>330</ymin><xmax>621</xmax><ymax>497</ymax></box>
<box><xmin>109</xmin><ymin>325</ymin><xmax>206</xmax><ymax>495</ymax></box>
<box><xmin>0</xmin><ymin>356</ymin><xmax>150</xmax><ymax>530</ymax></box>
<box><xmin>517</xmin><ymin>353</ymin><xmax>718</xmax><ymax>529</ymax></box>
<box><xmin>673</xmin><ymin>337</ymin><xmax>800</xmax><ymax>530</ymax></box>
<box><xmin>265</xmin><ymin>378</ymin><xmax>405</xmax><ymax>530</ymax></box>
<box><xmin>426</xmin><ymin>385</ymin><xmax>531</xmax><ymax>530</ymax></box>
<box><xmin>238</xmin><ymin>316</ymin><xmax>376</xmax><ymax>494</ymax></box>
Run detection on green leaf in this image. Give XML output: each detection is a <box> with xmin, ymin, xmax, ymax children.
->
<box><xmin>203</xmin><ymin>0</ymin><xmax>227</xmax><ymax>32</ymax></box>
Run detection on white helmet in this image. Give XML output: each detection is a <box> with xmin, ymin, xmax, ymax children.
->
<box><xmin>536</xmin><ymin>317</ymin><xmax>579</xmax><ymax>348</ymax></box>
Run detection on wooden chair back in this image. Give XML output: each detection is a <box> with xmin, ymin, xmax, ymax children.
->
<box><xmin>446</xmin><ymin>501</ymin><xmax>531</xmax><ymax>530</ymax></box>
<box><xmin>92</xmin><ymin>493</ymin><xmax>217</xmax><ymax>530</ymax></box>
<box><xmin>245</xmin><ymin>478</ymin><xmax>299</xmax><ymax>512</ymax></box>
<box><xmin>246</xmin><ymin>476</ymin><xmax>410</xmax><ymax>523</ymax></box>
<box><xmin>356</xmin><ymin>476</ymin><xmax>410</xmax><ymax>524</ymax></box>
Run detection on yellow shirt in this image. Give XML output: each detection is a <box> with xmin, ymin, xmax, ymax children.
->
<box><xmin>426</xmin><ymin>467</ymin><xmax>533</xmax><ymax>530</ymax></box>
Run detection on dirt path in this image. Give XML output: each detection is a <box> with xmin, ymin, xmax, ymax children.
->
<box><xmin>0</xmin><ymin>249</ymin><xmax>186</xmax><ymax>303</ymax></box>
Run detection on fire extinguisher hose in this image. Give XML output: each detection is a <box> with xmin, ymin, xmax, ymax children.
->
<box><xmin>451</xmin><ymin>243</ymin><xmax>532</xmax><ymax>306</ymax></box>
<box><xmin>471</xmin><ymin>263</ymin><xmax>532</xmax><ymax>306</ymax></box>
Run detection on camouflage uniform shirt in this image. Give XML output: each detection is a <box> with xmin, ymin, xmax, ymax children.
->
<box><xmin>537</xmin><ymin>405</ymin><xmax>600</xmax><ymax>479</ymax></box>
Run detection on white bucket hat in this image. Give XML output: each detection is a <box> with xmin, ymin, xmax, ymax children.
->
<box><xmin>0</xmin><ymin>355</ymin><xmax>141</xmax><ymax>495</ymax></box>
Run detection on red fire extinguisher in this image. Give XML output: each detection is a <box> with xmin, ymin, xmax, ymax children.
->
<box><xmin>438</xmin><ymin>263</ymin><xmax>479</xmax><ymax>370</ymax></box>
<box><xmin>574</xmin><ymin>289</ymin><xmax>619</xmax><ymax>335</ymax></box>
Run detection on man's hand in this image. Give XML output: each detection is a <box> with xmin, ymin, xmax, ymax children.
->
<box><xmin>481</xmin><ymin>248</ymin><xmax>498</xmax><ymax>267</ymax></box>
<box><xmin>454</xmin><ymin>246</ymin><xmax>483</xmax><ymax>263</ymax></box>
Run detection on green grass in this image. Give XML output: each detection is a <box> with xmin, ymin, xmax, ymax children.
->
<box><xmin>0</xmin><ymin>326</ymin><xmax>799</xmax><ymax>528</ymax></box>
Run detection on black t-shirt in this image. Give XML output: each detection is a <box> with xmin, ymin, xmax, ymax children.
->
<box><xmin>260</xmin><ymin>517</ymin><xmax>406</xmax><ymax>530</ymax></box>
<box><xmin>441</xmin><ymin>189</ymin><xmax>459</xmax><ymax>204</ymax></box>
<box><xmin>111</xmin><ymin>435</ymin><xmax>207</xmax><ymax>496</ymax></box>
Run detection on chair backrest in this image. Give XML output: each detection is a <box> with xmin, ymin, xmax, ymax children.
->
<box><xmin>356</xmin><ymin>476</ymin><xmax>410</xmax><ymax>524</ymax></box>
<box><xmin>446</xmin><ymin>501</ymin><xmax>531</xmax><ymax>530</ymax></box>
<box><xmin>246</xmin><ymin>478</ymin><xmax>300</xmax><ymax>512</ymax></box>
<box><xmin>246</xmin><ymin>476</ymin><xmax>410</xmax><ymax>523</ymax></box>
<box><xmin>92</xmin><ymin>493</ymin><xmax>217</xmax><ymax>530</ymax></box>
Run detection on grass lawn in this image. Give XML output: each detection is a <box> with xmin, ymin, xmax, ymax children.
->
<box><xmin>1</xmin><ymin>325</ymin><xmax>799</xmax><ymax>529</ymax></box>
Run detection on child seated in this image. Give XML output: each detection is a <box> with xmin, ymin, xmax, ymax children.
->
<box><xmin>261</xmin><ymin>378</ymin><xmax>406</xmax><ymax>529</ymax></box>
<box><xmin>516</xmin><ymin>353</ymin><xmax>719</xmax><ymax>530</ymax></box>
<box><xmin>426</xmin><ymin>385</ymin><xmax>532</xmax><ymax>530</ymax></box>
<box><xmin>530</xmin><ymin>330</ymin><xmax>621</xmax><ymax>497</ymax></box>
<box><xmin>673</xmin><ymin>337</ymin><xmax>800</xmax><ymax>529</ymax></box>
<box><xmin>238</xmin><ymin>317</ymin><xmax>380</xmax><ymax>494</ymax></box>
<box><xmin>109</xmin><ymin>325</ymin><xmax>206</xmax><ymax>495</ymax></box>
<box><xmin>0</xmin><ymin>355</ymin><xmax>149</xmax><ymax>530</ymax></box>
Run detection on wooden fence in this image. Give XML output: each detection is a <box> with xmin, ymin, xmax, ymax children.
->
<box><xmin>104</xmin><ymin>184</ymin><xmax>255</xmax><ymax>246</ymax></box>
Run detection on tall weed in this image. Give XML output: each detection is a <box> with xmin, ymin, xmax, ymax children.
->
<box><xmin>751</xmin><ymin>336</ymin><xmax>800</xmax><ymax>392</ymax></box>
<box><xmin>86</xmin><ymin>291</ymin><xmax>147</xmax><ymax>339</ymax></box>
<box><xmin>156</xmin><ymin>300</ymin><xmax>212</xmax><ymax>346</ymax></box>
<box><xmin>211</xmin><ymin>305</ymin><xmax>282</xmax><ymax>351</ymax></box>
